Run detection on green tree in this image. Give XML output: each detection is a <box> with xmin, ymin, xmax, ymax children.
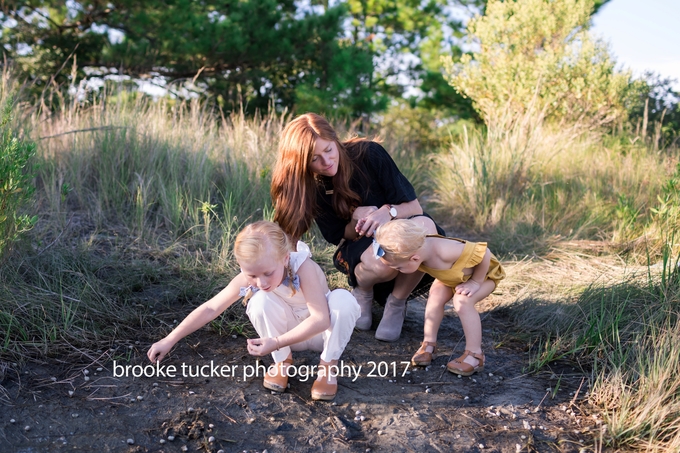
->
<box><xmin>1</xmin><ymin>0</ymin><xmax>376</xmax><ymax>115</ymax></box>
<box><xmin>443</xmin><ymin>0</ymin><xmax>628</xmax><ymax>129</ymax></box>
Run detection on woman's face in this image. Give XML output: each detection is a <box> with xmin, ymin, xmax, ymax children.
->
<box><xmin>309</xmin><ymin>137</ymin><xmax>339</xmax><ymax>177</ymax></box>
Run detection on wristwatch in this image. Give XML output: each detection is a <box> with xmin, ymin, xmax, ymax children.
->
<box><xmin>384</xmin><ymin>204</ymin><xmax>397</xmax><ymax>220</ymax></box>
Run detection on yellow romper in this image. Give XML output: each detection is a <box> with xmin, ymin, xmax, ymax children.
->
<box><xmin>417</xmin><ymin>235</ymin><xmax>505</xmax><ymax>288</ymax></box>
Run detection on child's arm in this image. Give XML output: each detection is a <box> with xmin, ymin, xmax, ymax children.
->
<box><xmin>147</xmin><ymin>272</ymin><xmax>249</xmax><ymax>363</ymax></box>
<box><xmin>455</xmin><ymin>247</ymin><xmax>491</xmax><ymax>297</ymax></box>
<box><xmin>246</xmin><ymin>259</ymin><xmax>330</xmax><ymax>356</ymax></box>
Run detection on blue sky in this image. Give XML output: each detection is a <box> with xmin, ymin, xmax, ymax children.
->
<box><xmin>591</xmin><ymin>0</ymin><xmax>680</xmax><ymax>89</ymax></box>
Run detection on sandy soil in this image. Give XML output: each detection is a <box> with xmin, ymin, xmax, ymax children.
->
<box><xmin>0</xmin><ymin>292</ymin><xmax>603</xmax><ymax>453</ymax></box>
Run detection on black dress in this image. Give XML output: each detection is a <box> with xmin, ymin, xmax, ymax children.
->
<box><xmin>315</xmin><ymin>141</ymin><xmax>444</xmax><ymax>302</ymax></box>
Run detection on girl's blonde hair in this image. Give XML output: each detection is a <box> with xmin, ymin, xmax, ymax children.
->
<box><xmin>375</xmin><ymin>219</ymin><xmax>428</xmax><ymax>260</ymax></box>
<box><xmin>234</xmin><ymin>221</ymin><xmax>296</xmax><ymax>303</ymax></box>
<box><xmin>234</xmin><ymin>221</ymin><xmax>292</xmax><ymax>263</ymax></box>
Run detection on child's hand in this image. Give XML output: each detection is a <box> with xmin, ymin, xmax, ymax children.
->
<box><xmin>246</xmin><ymin>337</ymin><xmax>277</xmax><ymax>356</ymax></box>
<box><xmin>455</xmin><ymin>279</ymin><xmax>481</xmax><ymax>297</ymax></box>
<box><xmin>147</xmin><ymin>339</ymin><xmax>175</xmax><ymax>363</ymax></box>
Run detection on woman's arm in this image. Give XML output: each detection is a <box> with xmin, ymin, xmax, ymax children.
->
<box><xmin>147</xmin><ymin>272</ymin><xmax>249</xmax><ymax>363</ymax></box>
<box><xmin>246</xmin><ymin>259</ymin><xmax>331</xmax><ymax>356</ymax></box>
<box><xmin>355</xmin><ymin>198</ymin><xmax>424</xmax><ymax>237</ymax></box>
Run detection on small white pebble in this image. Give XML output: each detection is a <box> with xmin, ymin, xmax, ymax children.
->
<box><xmin>401</xmin><ymin>400</ymin><xmax>405</xmax><ymax>403</ymax></box>
<box><xmin>83</xmin><ymin>369</ymin><xmax>89</xmax><ymax>375</ymax></box>
<box><xmin>516</xmin><ymin>444</ymin><xmax>522</xmax><ymax>452</ymax></box>
<box><xmin>187</xmin><ymin>407</ymin><xmax>194</xmax><ymax>413</ymax></box>
<box><xmin>128</xmin><ymin>345</ymin><xmax>133</xmax><ymax>349</ymax></box>
<box><xmin>137</xmin><ymin>396</ymin><xmax>143</xmax><ymax>401</ymax></box>
<box><xmin>232</xmin><ymin>334</ymin><xmax>237</xmax><ymax>339</ymax></box>
<box><xmin>208</xmin><ymin>436</ymin><xmax>215</xmax><ymax>442</ymax></box>
<box><xmin>472</xmin><ymin>378</ymin><xmax>477</xmax><ymax>383</ymax></box>
<box><xmin>167</xmin><ymin>435</ymin><xmax>175</xmax><ymax>441</ymax></box>
<box><xmin>24</xmin><ymin>425</ymin><xmax>30</xmax><ymax>431</ymax></box>
<box><xmin>457</xmin><ymin>375</ymin><xmax>462</xmax><ymax>379</ymax></box>
<box><xmin>488</xmin><ymin>373</ymin><xmax>493</xmax><ymax>376</ymax></box>
<box><xmin>159</xmin><ymin>439</ymin><xmax>166</xmax><ymax>444</ymax></box>
<box><xmin>130</xmin><ymin>399</ymin><xmax>136</xmax><ymax>403</ymax></box>
<box><xmin>479</xmin><ymin>444</ymin><xmax>485</xmax><ymax>449</ymax></box>
<box><xmin>181</xmin><ymin>446</ymin><xmax>188</xmax><ymax>452</ymax></box>
<box><xmin>68</xmin><ymin>390</ymin><xmax>74</xmax><ymax>397</ymax></box>
<box><xmin>209</xmin><ymin>423</ymin><xmax>214</xmax><ymax>429</ymax></box>
<box><xmin>126</xmin><ymin>439</ymin><xmax>134</xmax><ymax>445</ymax></box>
<box><xmin>504</xmin><ymin>425</ymin><xmax>508</xmax><ymax>429</ymax></box>
<box><xmin>521</xmin><ymin>435</ymin><xmax>526</xmax><ymax>439</ymax></box>
<box><xmin>84</xmin><ymin>376</ymin><xmax>90</xmax><ymax>382</ymax></box>
<box><xmin>355</xmin><ymin>410</ymin><xmax>362</xmax><ymax>415</ymax></box>
<box><xmin>50</xmin><ymin>377</ymin><xmax>57</xmax><ymax>382</ymax></box>
<box><xmin>354</xmin><ymin>416</ymin><xmax>361</xmax><ymax>421</ymax></box>
<box><xmin>378</xmin><ymin>430</ymin><xmax>383</xmax><ymax>435</ymax></box>
<box><xmin>10</xmin><ymin>419</ymin><xmax>16</xmax><ymax>423</ymax></box>
<box><xmin>425</xmin><ymin>388</ymin><xmax>432</xmax><ymax>393</ymax></box>
<box><xmin>546</xmin><ymin>387</ymin><xmax>551</xmax><ymax>392</ymax></box>
<box><xmin>360</xmin><ymin>416</ymin><xmax>365</xmax><ymax>421</ymax></box>
<box><xmin>455</xmin><ymin>434</ymin><xmax>461</xmax><ymax>439</ymax></box>
<box><xmin>71</xmin><ymin>413</ymin><xmax>78</xmax><ymax>418</ymax></box>
<box><xmin>153</xmin><ymin>383</ymin><xmax>159</xmax><ymax>387</ymax></box>
<box><xmin>524</xmin><ymin>409</ymin><xmax>530</xmax><ymax>414</ymax></box>
<box><xmin>464</xmin><ymin>396</ymin><xmax>469</xmax><ymax>400</ymax></box>
<box><xmin>189</xmin><ymin>391</ymin><xmax>195</xmax><ymax>395</ymax></box>
<box><xmin>96</xmin><ymin>367</ymin><xmax>103</xmax><ymax>372</ymax></box>
<box><xmin>217</xmin><ymin>451</ymin><xmax>225</xmax><ymax>453</ymax></box>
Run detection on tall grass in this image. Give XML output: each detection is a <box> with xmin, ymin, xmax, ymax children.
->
<box><xmin>511</xmin><ymin>231</ymin><xmax>680</xmax><ymax>450</ymax></box>
<box><xmin>429</xmin><ymin>102</ymin><xmax>676</xmax><ymax>255</ymax></box>
<box><xmin>0</xmin><ymin>75</ymin><xmax>295</xmax><ymax>363</ymax></box>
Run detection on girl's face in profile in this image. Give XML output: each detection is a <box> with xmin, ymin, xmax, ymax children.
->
<box><xmin>310</xmin><ymin>137</ymin><xmax>339</xmax><ymax>177</ymax></box>
<box><xmin>380</xmin><ymin>254</ymin><xmax>422</xmax><ymax>274</ymax></box>
<box><xmin>240</xmin><ymin>252</ymin><xmax>288</xmax><ymax>292</ymax></box>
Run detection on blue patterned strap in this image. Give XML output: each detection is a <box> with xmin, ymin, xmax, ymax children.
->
<box><xmin>239</xmin><ymin>285</ymin><xmax>259</xmax><ymax>297</ymax></box>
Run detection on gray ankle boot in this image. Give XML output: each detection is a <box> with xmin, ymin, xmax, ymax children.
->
<box><xmin>351</xmin><ymin>288</ymin><xmax>373</xmax><ymax>330</ymax></box>
<box><xmin>375</xmin><ymin>294</ymin><xmax>407</xmax><ymax>341</ymax></box>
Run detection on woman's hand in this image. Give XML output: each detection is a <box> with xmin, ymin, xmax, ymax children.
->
<box><xmin>147</xmin><ymin>338</ymin><xmax>176</xmax><ymax>363</ymax></box>
<box><xmin>355</xmin><ymin>205</ymin><xmax>391</xmax><ymax>237</ymax></box>
<box><xmin>455</xmin><ymin>279</ymin><xmax>481</xmax><ymax>297</ymax></box>
<box><xmin>246</xmin><ymin>337</ymin><xmax>278</xmax><ymax>357</ymax></box>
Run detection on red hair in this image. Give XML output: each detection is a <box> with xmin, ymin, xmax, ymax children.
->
<box><xmin>271</xmin><ymin>113</ymin><xmax>365</xmax><ymax>240</ymax></box>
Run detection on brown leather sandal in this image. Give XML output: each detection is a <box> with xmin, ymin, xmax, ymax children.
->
<box><xmin>446</xmin><ymin>350</ymin><xmax>484</xmax><ymax>376</ymax></box>
<box><xmin>311</xmin><ymin>363</ymin><xmax>338</xmax><ymax>401</ymax></box>
<box><xmin>411</xmin><ymin>341</ymin><xmax>437</xmax><ymax>367</ymax></box>
<box><xmin>263</xmin><ymin>357</ymin><xmax>293</xmax><ymax>392</ymax></box>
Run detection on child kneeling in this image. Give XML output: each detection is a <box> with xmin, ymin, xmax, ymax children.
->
<box><xmin>148</xmin><ymin>221</ymin><xmax>360</xmax><ymax>400</ymax></box>
<box><xmin>374</xmin><ymin>219</ymin><xmax>505</xmax><ymax>376</ymax></box>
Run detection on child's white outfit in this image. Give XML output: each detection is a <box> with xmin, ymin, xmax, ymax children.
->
<box><xmin>245</xmin><ymin>242</ymin><xmax>360</xmax><ymax>364</ymax></box>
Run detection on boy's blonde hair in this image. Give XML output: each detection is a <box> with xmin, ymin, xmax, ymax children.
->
<box><xmin>375</xmin><ymin>219</ymin><xmax>428</xmax><ymax>260</ymax></box>
<box><xmin>234</xmin><ymin>221</ymin><xmax>291</xmax><ymax>264</ymax></box>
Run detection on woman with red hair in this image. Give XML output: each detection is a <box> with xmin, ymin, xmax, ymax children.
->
<box><xmin>271</xmin><ymin>113</ymin><xmax>443</xmax><ymax>341</ymax></box>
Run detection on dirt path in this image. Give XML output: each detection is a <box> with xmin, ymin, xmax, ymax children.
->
<box><xmin>1</xmin><ymin>296</ymin><xmax>599</xmax><ymax>453</ymax></box>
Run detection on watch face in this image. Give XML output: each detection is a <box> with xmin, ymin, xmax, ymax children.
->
<box><xmin>389</xmin><ymin>206</ymin><xmax>397</xmax><ymax>218</ymax></box>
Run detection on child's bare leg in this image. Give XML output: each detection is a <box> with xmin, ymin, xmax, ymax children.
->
<box><xmin>423</xmin><ymin>280</ymin><xmax>453</xmax><ymax>345</ymax></box>
<box><xmin>452</xmin><ymin>280</ymin><xmax>496</xmax><ymax>367</ymax></box>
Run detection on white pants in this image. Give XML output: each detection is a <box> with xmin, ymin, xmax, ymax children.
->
<box><xmin>246</xmin><ymin>289</ymin><xmax>360</xmax><ymax>363</ymax></box>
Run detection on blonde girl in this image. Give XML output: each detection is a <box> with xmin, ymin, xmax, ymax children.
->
<box><xmin>147</xmin><ymin>221</ymin><xmax>360</xmax><ymax>400</ymax></box>
<box><xmin>374</xmin><ymin>219</ymin><xmax>505</xmax><ymax>376</ymax></box>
